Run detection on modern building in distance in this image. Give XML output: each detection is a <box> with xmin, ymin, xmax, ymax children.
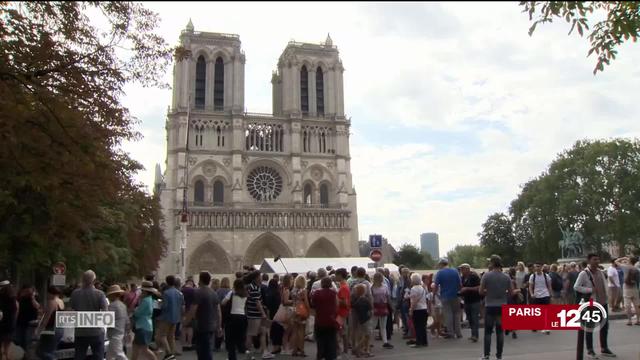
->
<box><xmin>420</xmin><ymin>233</ymin><xmax>439</xmax><ymax>259</ymax></box>
<box><xmin>155</xmin><ymin>21</ymin><xmax>359</xmax><ymax>277</ymax></box>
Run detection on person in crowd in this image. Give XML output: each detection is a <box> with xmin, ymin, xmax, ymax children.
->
<box><xmin>274</xmin><ymin>274</ymin><xmax>293</xmax><ymax>355</ymax></box>
<box><xmin>311</xmin><ymin>277</ymin><xmax>338</xmax><ymax>360</ymax></box>
<box><xmin>14</xmin><ymin>284</ymin><xmax>39</xmax><ymax>352</ymax></box>
<box><xmin>347</xmin><ymin>266</ymin><xmax>359</xmax><ymax>288</ymax></box>
<box><xmin>124</xmin><ymin>283</ymin><xmax>141</xmax><ymax>314</ymax></box>
<box><xmin>349</xmin><ymin>267</ymin><xmax>372</xmax><ymax>349</ymax></box>
<box><xmin>479</xmin><ymin>255</ymin><xmax>514</xmax><ymax>360</ymax></box>
<box><xmin>132</xmin><ymin>281</ymin><xmax>160</xmax><ymax>360</ymax></box>
<box><xmin>522</xmin><ymin>263</ymin><xmax>535</xmax><ymax>304</ymax></box>
<box><xmin>396</xmin><ymin>266</ymin><xmax>411</xmax><ymax>338</ymax></box>
<box><xmin>565</xmin><ymin>262</ymin><xmax>579</xmax><ymax>305</ymax></box>
<box><xmin>244</xmin><ymin>271</ymin><xmax>273</xmax><ymax>359</ymax></box>
<box><xmin>180</xmin><ymin>279</ymin><xmax>196</xmax><ymax>351</ymax></box>
<box><xmin>352</xmin><ymin>283</ymin><xmax>372</xmax><ymax>357</ymax></box>
<box><xmin>291</xmin><ymin>275</ymin><xmax>309</xmax><ymax>357</ymax></box>
<box><xmin>211</xmin><ymin>278</ymin><xmax>220</xmax><ymax>292</ymax></box>
<box><xmin>214</xmin><ymin>277</ymin><xmax>232</xmax><ymax>352</ymax></box>
<box><xmin>574</xmin><ymin>253</ymin><xmax>616</xmax><ymax>358</ymax></box>
<box><xmin>619</xmin><ymin>256</ymin><xmax>640</xmax><ymax>325</ymax></box>
<box><xmin>35</xmin><ymin>286</ymin><xmax>64</xmax><ymax>360</ymax></box>
<box><xmin>371</xmin><ymin>272</ymin><xmax>393</xmax><ymax>349</ymax></box>
<box><xmin>549</xmin><ymin>264</ymin><xmax>564</xmax><ymax>304</ymax></box>
<box><xmin>106</xmin><ymin>284</ymin><xmax>129</xmax><ymax>360</ymax></box>
<box><xmin>334</xmin><ymin>268</ymin><xmax>350</xmax><ymax>355</ymax></box>
<box><xmin>221</xmin><ymin>279</ymin><xmax>248</xmax><ymax>360</ymax></box>
<box><xmin>528</xmin><ymin>262</ymin><xmax>552</xmax><ymax>334</ymax></box>
<box><xmin>70</xmin><ymin>270</ymin><xmax>109</xmax><ymax>360</ymax></box>
<box><xmin>504</xmin><ymin>268</ymin><xmax>522</xmax><ymax>340</ymax></box>
<box><xmin>264</xmin><ymin>278</ymin><xmax>283</xmax><ymax>355</ymax></box>
<box><xmin>304</xmin><ymin>271</ymin><xmax>317</xmax><ymax>343</ymax></box>
<box><xmin>607</xmin><ymin>259</ymin><xmax>622</xmax><ymax>312</ymax></box>
<box><xmin>515</xmin><ymin>262</ymin><xmax>527</xmax><ymax>298</ymax></box>
<box><xmin>408</xmin><ymin>273</ymin><xmax>428</xmax><ymax>348</ymax></box>
<box><xmin>427</xmin><ymin>280</ymin><xmax>443</xmax><ymax>338</ymax></box>
<box><xmin>184</xmin><ymin>272</ymin><xmax>221</xmax><ymax>360</ymax></box>
<box><xmin>156</xmin><ymin>275</ymin><xmax>184</xmax><ymax>360</ymax></box>
<box><xmin>434</xmin><ymin>258</ymin><xmax>462</xmax><ymax>339</ymax></box>
<box><xmin>458</xmin><ymin>263</ymin><xmax>481</xmax><ymax>342</ymax></box>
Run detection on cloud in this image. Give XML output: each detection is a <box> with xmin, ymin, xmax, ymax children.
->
<box><xmin>120</xmin><ymin>2</ymin><xmax>640</xmax><ymax>256</ymax></box>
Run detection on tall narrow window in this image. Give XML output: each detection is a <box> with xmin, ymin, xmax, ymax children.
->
<box><xmin>194</xmin><ymin>180</ymin><xmax>205</xmax><ymax>204</ymax></box>
<box><xmin>303</xmin><ymin>130</ymin><xmax>308</xmax><ymax>152</ymax></box>
<box><xmin>304</xmin><ymin>184</ymin><xmax>313</xmax><ymax>205</ymax></box>
<box><xmin>216</xmin><ymin>126</ymin><xmax>224</xmax><ymax>147</ymax></box>
<box><xmin>214</xmin><ymin>57</ymin><xmax>224</xmax><ymax>111</ymax></box>
<box><xmin>316</xmin><ymin>67</ymin><xmax>324</xmax><ymax>115</ymax></box>
<box><xmin>195</xmin><ymin>56</ymin><xmax>206</xmax><ymax>109</ymax></box>
<box><xmin>300</xmin><ymin>66</ymin><xmax>309</xmax><ymax>114</ymax></box>
<box><xmin>320</xmin><ymin>184</ymin><xmax>329</xmax><ymax>207</ymax></box>
<box><xmin>194</xmin><ymin>126</ymin><xmax>204</xmax><ymax>147</ymax></box>
<box><xmin>213</xmin><ymin>180</ymin><xmax>224</xmax><ymax>205</ymax></box>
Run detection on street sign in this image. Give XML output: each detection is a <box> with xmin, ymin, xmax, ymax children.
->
<box><xmin>52</xmin><ymin>262</ymin><xmax>66</xmax><ymax>275</ymax></box>
<box><xmin>369</xmin><ymin>234</ymin><xmax>382</xmax><ymax>249</ymax></box>
<box><xmin>370</xmin><ymin>249</ymin><xmax>383</xmax><ymax>262</ymax></box>
<box><xmin>52</xmin><ymin>274</ymin><xmax>66</xmax><ymax>287</ymax></box>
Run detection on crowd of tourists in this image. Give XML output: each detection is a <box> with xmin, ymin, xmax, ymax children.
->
<box><xmin>0</xmin><ymin>253</ymin><xmax>638</xmax><ymax>359</ymax></box>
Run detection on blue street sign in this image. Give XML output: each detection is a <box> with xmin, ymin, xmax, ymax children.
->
<box><xmin>369</xmin><ymin>234</ymin><xmax>382</xmax><ymax>249</ymax></box>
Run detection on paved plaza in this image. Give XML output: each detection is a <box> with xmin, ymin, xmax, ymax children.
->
<box><xmin>177</xmin><ymin>319</ymin><xmax>639</xmax><ymax>360</ymax></box>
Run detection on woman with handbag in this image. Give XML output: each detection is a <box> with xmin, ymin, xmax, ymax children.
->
<box><xmin>290</xmin><ymin>275</ymin><xmax>309</xmax><ymax>357</ymax></box>
<box><xmin>371</xmin><ymin>273</ymin><xmax>393</xmax><ymax>349</ymax></box>
<box><xmin>272</xmin><ymin>275</ymin><xmax>294</xmax><ymax>355</ymax></box>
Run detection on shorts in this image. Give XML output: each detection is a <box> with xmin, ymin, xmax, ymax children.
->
<box><xmin>247</xmin><ymin>318</ymin><xmax>264</xmax><ymax>337</ymax></box>
<box><xmin>623</xmin><ymin>286</ymin><xmax>639</xmax><ymax>306</ymax></box>
<box><xmin>134</xmin><ymin>329</ymin><xmax>153</xmax><ymax>346</ymax></box>
<box><xmin>156</xmin><ymin>320</ymin><xmax>177</xmax><ymax>340</ymax></box>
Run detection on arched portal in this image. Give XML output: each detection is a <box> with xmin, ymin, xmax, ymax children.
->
<box><xmin>244</xmin><ymin>233</ymin><xmax>293</xmax><ymax>267</ymax></box>
<box><xmin>187</xmin><ymin>241</ymin><xmax>232</xmax><ymax>276</ymax></box>
<box><xmin>306</xmin><ymin>238</ymin><xmax>340</xmax><ymax>257</ymax></box>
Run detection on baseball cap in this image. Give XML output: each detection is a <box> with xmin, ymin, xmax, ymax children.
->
<box><xmin>438</xmin><ymin>258</ymin><xmax>449</xmax><ymax>265</ymax></box>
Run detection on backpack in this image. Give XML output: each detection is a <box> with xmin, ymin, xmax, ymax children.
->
<box><xmin>354</xmin><ymin>297</ymin><xmax>372</xmax><ymax>324</ymax></box>
<box><xmin>550</xmin><ymin>273</ymin><xmax>563</xmax><ymax>292</ymax></box>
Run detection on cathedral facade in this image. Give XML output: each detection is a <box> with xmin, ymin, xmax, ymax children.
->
<box><xmin>155</xmin><ymin>22</ymin><xmax>359</xmax><ymax>277</ymax></box>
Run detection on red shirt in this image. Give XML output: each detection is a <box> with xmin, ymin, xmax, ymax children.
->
<box><xmin>337</xmin><ymin>281</ymin><xmax>350</xmax><ymax>318</ymax></box>
<box><xmin>312</xmin><ymin>288</ymin><xmax>338</xmax><ymax>328</ymax></box>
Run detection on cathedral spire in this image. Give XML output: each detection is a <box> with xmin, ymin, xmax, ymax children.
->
<box><xmin>325</xmin><ymin>33</ymin><xmax>333</xmax><ymax>47</ymax></box>
<box><xmin>185</xmin><ymin>18</ymin><xmax>194</xmax><ymax>32</ymax></box>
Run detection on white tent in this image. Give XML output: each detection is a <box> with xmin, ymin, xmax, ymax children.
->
<box><xmin>258</xmin><ymin>257</ymin><xmax>398</xmax><ymax>275</ymax></box>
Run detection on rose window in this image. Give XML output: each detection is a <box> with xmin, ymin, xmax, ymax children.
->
<box><xmin>246</xmin><ymin>166</ymin><xmax>283</xmax><ymax>201</ymax></box>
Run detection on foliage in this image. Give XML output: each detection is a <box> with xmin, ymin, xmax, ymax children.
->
<box><xmin>478</xmin><ymin>213</ymin><xmax>523</xmax><ymax>267</ymax></box>
<box><xmin>520</xmin><ymin>1</ymin><xmax>640</xmax><ymax>74</ymax></box>
<box><xmin>0</xmin><ymin>2</ymin><xmax>171</xmax><ymax>281</ymax></box>
<box><xmin>510</xmin><ymin>139</ymin><xmax>640</xmax><ymax>262</ymax></box>
<box><xmin>446</xmin><ymin>245</ymin><xmax>486</xmax><ymax>269</ymax></box>
<box><xmin>393</xmin><ymin>244</ymin><xmax>434</xmax><ymax>269</ymax></box>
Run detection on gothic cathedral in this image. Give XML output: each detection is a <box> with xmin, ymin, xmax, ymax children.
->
<box><xmin>155</xmin><ymin>21</ymin><xmax>359</xmax><ymax>277</ymax></box>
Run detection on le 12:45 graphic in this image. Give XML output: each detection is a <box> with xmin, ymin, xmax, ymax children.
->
<box><xmin>502</xmin><ymin>301</ymin><xmax>608</xmax><ymax>331</ymax></box>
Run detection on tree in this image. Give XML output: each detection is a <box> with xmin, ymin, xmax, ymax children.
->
<box><xmin>393</xmin><ymin>244</ymin><xmax>434</xmax><ymax>269</ymax></box>
<box><xmin>478</xmin><ymin>213</ymin><xmax>523</xmax><ymax>267</ymax></box>
<box><xmin>0</xmin><ymin>2</ymin><xmax>172</xmax><ymax>282</ymax></box>
<box><xmin>520</xmin><ymin>1</ymin><xmax>640</xmax><ymax>74</ymax></box>
<box><xmin>510</xmin><ymin>139</ymin><xmax>640</xmax><ymax>262</ymax></box>
<box><xmin>446</xmin><ymin>245</ymin><xmax>486</xmax><ymax>269</ymax></box>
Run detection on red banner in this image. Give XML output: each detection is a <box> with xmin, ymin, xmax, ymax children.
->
<box><xmin>502</xmin><ymin>305</ymin><xmax>581</xmax><ymax>330</ymax></box>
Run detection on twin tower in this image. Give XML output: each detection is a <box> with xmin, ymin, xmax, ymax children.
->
<box><xmin>156</xmin><ymin>21</ymin><xmax>359</xmax><ymax>277</ymax></box>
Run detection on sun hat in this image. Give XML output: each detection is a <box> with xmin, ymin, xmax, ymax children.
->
<box><xmin>106</xmin><ymin>284</ymin><xmax>125</xmax><ymax>297</ymax></box>
<box><xmin>140</xmin><ymin>281</ymin><xmax>161</xmax><ymax>297</ymax></box>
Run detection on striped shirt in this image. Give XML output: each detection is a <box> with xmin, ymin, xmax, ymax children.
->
<box><xmin>245</xmin><ymin>283</ymin><xmax>263</xmax><ymax>319</ymax></box>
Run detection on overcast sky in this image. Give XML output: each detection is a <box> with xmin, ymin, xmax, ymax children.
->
<box><xmin>121</xmin><ymin>2</ymin><xmax>640</xmax><ymax>256</ymax></box>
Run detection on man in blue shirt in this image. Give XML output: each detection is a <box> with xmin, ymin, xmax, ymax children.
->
<box><xmin>434</xmin><ymin>258</ymin><xmax>462</xmax><ymax>339</ymax></box>
<box><xmin>156</xmin><ymin>275</ymin><xmax>184</xmax><ymax>360</ymax></box>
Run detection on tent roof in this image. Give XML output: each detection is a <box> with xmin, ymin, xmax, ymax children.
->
<box><xmin>258</xmin><ymin>257</ymin><xmax>398</xmax><ymax>275</ymax></box>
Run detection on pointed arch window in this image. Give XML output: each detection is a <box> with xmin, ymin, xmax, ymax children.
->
<box><xmin>316</xmin><ymin>67</ymin><xmax>324</xmax><ymax>116</ymax></box>
<box><xmin>300</xmin><ymin>65</ymin><xmax>309</xmax><ymax>114</ymax></box>
<box><xmin>214</xmin><ymin>57</ymin><xmax>224</xmax><ymax>111</ymax></box>
<box><xmin>195</xmin><ymin>56</ymin><xmax>206</xmax><ymax>109</ymax></box>
<box><xmin>304</xmin><ymin>183</ymin><xmax>313</xmax><ymax>205</ymax></box>
<box><xmin>213</xmin><ymin>180</ymin><xmax>224</xmax><ymax>205</ymax></box>
<box><xmin>320</xmin><ymin>184</ymin><xmax>329</xmax><ymax>207</ymax></box>
<box><xmin>194</xmin><ymin>180</ymin><xmax>205</xmax><ymax>204</ymax></box>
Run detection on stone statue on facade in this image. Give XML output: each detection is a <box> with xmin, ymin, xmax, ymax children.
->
<box><xmin>559</xmin><ymin>226</ymin><xmax>585</xmax><ymax>259</ymax></box>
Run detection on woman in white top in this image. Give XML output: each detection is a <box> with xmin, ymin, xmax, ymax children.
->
<box><xmin>409</xmin><ymin>273</ymin><xmax>428</xmax><ymax>347</ymax></box>
<box><xmin>221</xmin><ymin>279</ymin><xmax>248</xmax><ymax>360</ymax></box>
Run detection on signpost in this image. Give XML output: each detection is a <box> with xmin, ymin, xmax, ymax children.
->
<box><xmin>369</xmin><ymin>234</ymin><xmax>382</xmax><ymax>249</ymax></box>
<box><xmin>52</xmin><ymin>262</ymin><xmax>66</xmax><ymax>286</ymax></box>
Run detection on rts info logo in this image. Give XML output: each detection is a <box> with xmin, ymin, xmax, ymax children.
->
<box><xmin>56</xmin><ymin>311</ymin><xmax>115</xmax><ymax>328</ymax></box>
